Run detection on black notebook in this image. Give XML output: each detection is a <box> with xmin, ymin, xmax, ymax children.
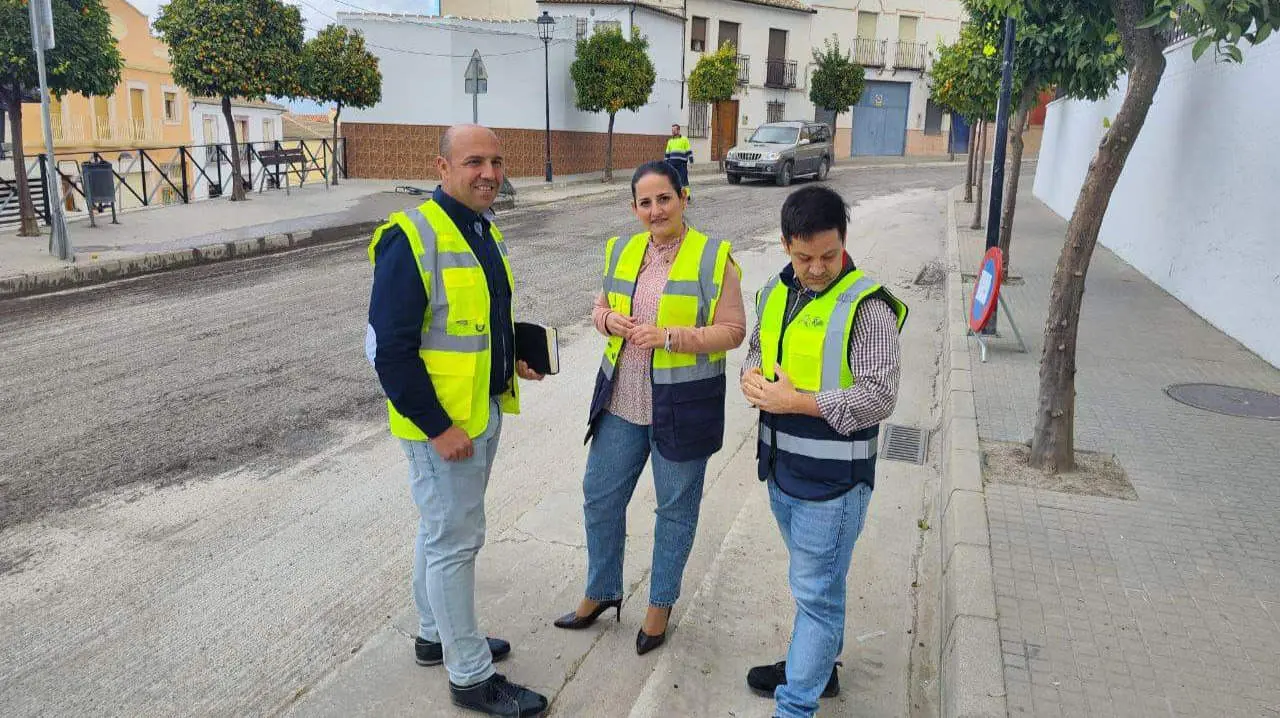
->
<box><xmin>514</xmin><ymin>322</ymin><xmax>560</xmax><ymax>376</ymax></box>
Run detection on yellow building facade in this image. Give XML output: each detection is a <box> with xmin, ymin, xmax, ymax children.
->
<box><xmin>22</xmin><ymin>0</ymin><xmax>191</xmax><ymax>156</ymax></box>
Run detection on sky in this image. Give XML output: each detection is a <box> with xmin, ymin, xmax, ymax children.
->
<box><xmin>125</xmin><ymin>0</ymin><xmax>442</xmax><ymax>112</ymax></box>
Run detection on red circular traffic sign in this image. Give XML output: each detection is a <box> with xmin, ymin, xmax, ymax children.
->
<box><xmin>969</xmin><ymin>247</ymin><xmax>1004</xmax><ymax>333</ymax></box>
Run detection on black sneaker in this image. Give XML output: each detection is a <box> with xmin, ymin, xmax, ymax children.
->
<box><xmin>746</xmin><ymin>660</ymin><xmax>841</xmax><ymax>698</ymax></box>
<box><xmin>450</xmin><ymin>673</ymin><xmax>548</xmax><ymax>717</ymax></box>
<box><xmin>416</xmin><ymin>636</ymin><xmax>511</xmax><ymax>666</ymax></box>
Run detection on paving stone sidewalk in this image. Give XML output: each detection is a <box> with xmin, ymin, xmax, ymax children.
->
<box><xmin>956</xmin><ymin>188</ymin><xmax>1280</xmax><ymax>717</ymax></box>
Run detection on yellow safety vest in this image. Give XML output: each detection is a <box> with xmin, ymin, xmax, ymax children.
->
<box><xmin>755</xmin><ymin>268</ymin><xmax>908</xmax><ymax>495</ymax></box>
<box><xmin>368</xmin><ymin>200</ymin><xmax>519</xmax><ymax>441</ymax></box>
<box><xmin>758</xmin><ymin>269</ymin><xmax>907</xmax><ymax>391</ymax></box>
<box><xmin>600</xmin><ymin>227</ymin><xmax>734</xmax><ymax>385</ymax></box>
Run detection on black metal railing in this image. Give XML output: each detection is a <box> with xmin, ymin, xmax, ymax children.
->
<box><xmin>766</xmin><ymin>101</ymin><xmax>786</xmax><ymax>123</ymax></box>
<box><xmin>736</xmin><ymin>54</ymin><xmax>750</xmax><ymax>85</ymax></box>
<box><xmin>853</xmin><ymin>38</ymin><xmax>887</xmax><ymax>67</ymax></box>
<box><xmin>1159</xmin><ymin>4</ymin><xmax>1195</xmax><ymax>46</ymax></box>
<box><xmin>689</xmin><ymin>102</ymin><xmax>710</xmax><ymax>138</ymax></box>
<box><xmin>1</xmin><ymin>138</ymin><xmax>346</xmax><ymax>228</ymax></box>
<box><xmin>894</xmin><ymin>41</ymin><xmax>929</xmax><ymax>70</ymax></box>
<box><xmin>765</xmin><ymin>58</ymin><xmax>798</xmax><ymax>89</ymax></box>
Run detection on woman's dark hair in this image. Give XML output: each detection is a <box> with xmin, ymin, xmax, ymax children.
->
<box><xmin>630</xmin><ymin>160</ymin><xmax>683</xmax><ymax>201</ymax></box>
<box><xmin>780</xmin><ymin>185</ymin><xmax>849</xmax><ymax>244</ymax></box>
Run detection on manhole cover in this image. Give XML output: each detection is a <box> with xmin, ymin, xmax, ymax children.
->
<box><xmin>1165</xmin><ymin>383</ymin><xmax>1280</xmax><ymax>420</ymax></box>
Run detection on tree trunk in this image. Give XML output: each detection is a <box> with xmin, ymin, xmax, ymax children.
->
<box><xmin>5</xmin><ymin>86</ymin><xmax>40</xmax><ymax>237</ymax></box>
<box><xmin>222</xmin><ymin>96</ymin><xmax>246</xmax><ymax>201</ymax></box>
<box><xmin>999</xmin><ymin>84</ymin><xmax>1040</xmax><ymax>279</ymax></box>
<box><xmin>331</xmin><ymin>104</ymin><xmax>341</xmax><ymax>186</ymax></box>
<box><xmin>1029</xmin><ymin>0</ymin><xmax>1167</xmax><ymax>472</ymax></box>
<box><xmin>604</xmin><ymin>112</ymin><xmax>616</xmax><ymax>183</ymax></box>
<box><xmin>964</xmin><ymin>122</ymin><xmax>977</xmax><ymax>203</ymax></box>
<box><xmin>970</xmin><ymin>120</ymin><xmax>987</xmax><ymax>229</ymax></box>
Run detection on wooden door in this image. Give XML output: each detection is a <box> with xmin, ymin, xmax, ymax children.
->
<box><xmin>711</xmin><ymin>100</ymin><xmax>738</xmax><ymax>161</ymax></box>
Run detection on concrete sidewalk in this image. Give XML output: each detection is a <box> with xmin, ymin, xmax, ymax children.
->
<box><xmin>954</xmin><ymin>188</ymin><xmax>1280</xmax><ymax>716</ymax></box>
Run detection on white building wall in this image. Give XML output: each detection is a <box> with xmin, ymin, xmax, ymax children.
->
<box><xmin>339</xmin><ymin>7</ymin><xmax>684</xmax><ymax>136</ymax></box>
<box><xmin>680</xmin><ymin>0</ymin><xmax>966</xmax><ymax>159</ymax></box>
<box><xmin>1033</xmin><ymin>38</ymin><xmax>1280</xmax><ymax>368</ymax></box>
<box><xmin>190</xmin><ymin>102</ymin><xmax>284</xmax><ymax>145</ymax></box>
<box><xmin>682</xmin><ymin>0</ymin><xmax>817</xmax><ymax>159</ymax></box>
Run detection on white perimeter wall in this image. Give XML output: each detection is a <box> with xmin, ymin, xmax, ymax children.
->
<box><xmin>1034</xmin><ymin>38</ymin><xmax>1280</xmax><ymax>368</ymax></box>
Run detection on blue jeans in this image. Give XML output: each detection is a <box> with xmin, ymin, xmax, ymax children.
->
<box><xmin>769</xmin><ymin>480</ymin><xmax>873</xmax><ymax>718</ymax></box>
<box><xmin>401</xmin><ymin>399</ymin><xmax>503</xmax><ymax>688</ymax></box>
<box><xmin>583</xmin><ymin>411</ymin><xmax>710</xmax><ymax>608</ymax></box>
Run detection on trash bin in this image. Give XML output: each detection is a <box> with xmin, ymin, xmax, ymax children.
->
<box><xmin>82</xmin><ymin>160</ymin><xmax>115</xmax><ymax>205</ymax></box>
<box><xmin>82</xmin><ymin>160</ymin><xmax>118</xmax><ymax>225</ymax></box>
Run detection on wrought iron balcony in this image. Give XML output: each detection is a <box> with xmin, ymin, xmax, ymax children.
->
<box><xmin>765</xmin><ymin>58</ymin><xmax>797</xmax><ymax>89</ymax></box>
<box><xmin>894</xmin><ymin>41</ymin><xmax>929</xmax><ymax>70</ymax></box>
<box><xmin>853</xmin><ymin>38</ymin><xmax>887</xmax><ymax>68</ymax></box>
<box><xmin>736</xmin><ymin>54</ymin><xmax>750</xmax><ymax>86</ymax></box>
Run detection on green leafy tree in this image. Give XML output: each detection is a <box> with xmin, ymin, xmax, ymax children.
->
<box><xmin>155</xmin><ymin>0</ymin><xmax>304</xmax><ymax>201</ymax></box>
<box><xmin>569</xmin><ymin>27</ymin><xmax>655</xmax><ymax>181</ymax></box>
<box><xmin>299</xmin><ymin>24</ymin><xmax>381</xmax><ymax>186</ymax></box>
<box><xmin>930</xmin><ymin>22</ymin><xmax>1006</xmax><ymax>225</ymax></box>
<box><xmin>967</xmin><ymin>0</ymin><xmax>1124</xmax><ymax>276</ymax></box>
<box><xmin>929</xmin><ymin>24</ymin><xmax>1001</xmax><ymax>207</ymax></box>
<box><xmin>688</xmin><ymin>40</ymin><xmax>737</xmax><ymax>104</ymax></box>
<box><xmin>1</xmin><ymin>0</ymin><xmax>122</xmax><ymax>236</ymax></box>
<box><xmin>808</xmin><ymin>35</ymin><xmax>866</xmax><ymax>127</ymax></box>
<box><xmin>1008</xmin><ymin>0</ymin><xmax>1280</xmax><ymax>471</ymax></box>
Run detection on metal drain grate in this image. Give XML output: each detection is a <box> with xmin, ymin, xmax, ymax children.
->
<box><xmin>882</xmin><ymin>424</ymin><xmax>929</xmax><ymax>464</ymax></box>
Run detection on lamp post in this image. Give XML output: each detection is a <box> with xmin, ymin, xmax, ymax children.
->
<box><xmin>537</xmin><ymin>11</ymin><xmax>555</xmax><ymax>183</ymax></box>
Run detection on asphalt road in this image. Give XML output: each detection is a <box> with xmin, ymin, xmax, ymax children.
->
<box><xmin>0</xmin><ymin>163</ymin><xmax>963</xmax><ymax>532</ymax></box>
<box><xmin>0</xmin><ymin>162</ymin><xmax>962</xmax><ymax>717</ymax></box>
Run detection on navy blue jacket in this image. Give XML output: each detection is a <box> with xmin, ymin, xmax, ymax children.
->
<box><xmin>367</xmin><ymin>187</ymin><xmax>514</xmax><ymax>439</ymax></box>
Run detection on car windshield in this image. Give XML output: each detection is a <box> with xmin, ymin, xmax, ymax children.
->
<box><xmin>748</xmin><ymin>126</ymin><xmax>800</xmax><ymax>144</ymax></box>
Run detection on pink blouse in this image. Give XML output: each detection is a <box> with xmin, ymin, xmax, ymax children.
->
<box><xmin>591</xmin><ymin>232</ymin><xmax>747</xmax><ymax>426</ymax></box>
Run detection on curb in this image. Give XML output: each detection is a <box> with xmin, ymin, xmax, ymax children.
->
<box><xmin>938</xmin><ymin>184</ymin><xmax>1007</xmax><ymax>718</ymax></box>
<box><xmin>0</xmin><ymin>220</ymin><xmax>381</xmax><ymax>301</ymax></box>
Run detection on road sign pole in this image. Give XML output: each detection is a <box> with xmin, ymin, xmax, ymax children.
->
<box><xmin>29</xmin><ymin>0</ymin><xmax>72</xmax><ymax>261</ymax></box>
<box><xmin>982</xmin><ymin>16</ymin><xmax>1016</xmax><ymax>334</ymax></box>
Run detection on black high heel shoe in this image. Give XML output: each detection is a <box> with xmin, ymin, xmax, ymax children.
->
<box><xmin>553</xmin><ymin>598</ymin><xmax>622</xmax><ymax>629</ymax></box>
<box><xmin>635</xmin><ymin>607</ymin><xmax>671</xmax><ymax>655</ymax></box>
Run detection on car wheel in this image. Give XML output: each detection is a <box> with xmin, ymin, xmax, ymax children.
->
<box><xmin>817</xmin><ymin>157</ymin><xmax>830</xmax><ymax>181</ymax></box>
<box><xmin>775</xmin><ymin>161</ymin><xmax>793</xmax><ymax>187</ymax></box>
<box><xmin>727</xmin><ymin>173</ymin><xmax>742</xmax><ymax>185</ymax></box>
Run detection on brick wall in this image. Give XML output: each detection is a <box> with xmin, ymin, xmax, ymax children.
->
<box><xmin>343</xmin><ymin>122</ymin><xmax>668</xmax><ymax>180</ymax></box>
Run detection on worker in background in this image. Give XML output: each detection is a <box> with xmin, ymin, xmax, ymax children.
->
<box><xmin>664</xmin><ymin>123</ymin><xmax>694</xmax><ymax>202</ymax></box>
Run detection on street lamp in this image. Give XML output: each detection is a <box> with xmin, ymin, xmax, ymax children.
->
<box><xmin>537</xmin><ymin>11</ymin><xmax>555</xmax><ymax>183</ymax></box>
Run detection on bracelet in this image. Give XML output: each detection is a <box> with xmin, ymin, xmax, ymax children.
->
<box><xmin>663</xmin><ymin>329</ymin><xmax>673</xmax><ymax>353</ymax></box>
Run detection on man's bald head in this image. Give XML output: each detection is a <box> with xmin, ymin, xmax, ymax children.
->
<box><xmin>439</xmin><ymin>124</ymin><xmax>499</xmax><ymax>162</ymax></box>
<box><xmin>436</xmin><ymin>124</ymin><xmax>505</xmax><ymax>214</ymax></box>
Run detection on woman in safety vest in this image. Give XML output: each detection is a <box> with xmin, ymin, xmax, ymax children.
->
<box><xmin>553</xmin><ymin>161</ymin><xmax>745</xmax><ymax>655</ymax></box>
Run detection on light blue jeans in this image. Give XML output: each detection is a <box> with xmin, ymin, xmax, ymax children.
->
<box><xmin>583</xmin><ymin>411</ymin><xmax>710</xmax><ymax>608</ymax></box>
<box><xmin>769</xmin><ymin>480</ymin><xmax>873</xmax><ymax>718</ymax></box>
<box><xmin>401</xmin><ymin>399</ymin><xmax>502</xmax><ymax>688</ymax></box>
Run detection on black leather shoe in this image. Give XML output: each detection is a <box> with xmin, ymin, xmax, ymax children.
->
<box><xmin>450</xmin><ymin>673</ymin><xmax>548</xmax><ymax>717</ymax></box>
<box><xmin>553</xmin><ymin>598</ymin><xmax>622</xmax><ymax>629</ymax></box>
<box><xmin>416</xmin><ymin>636</ymin><xmax>511</xmax><ymax>667</ymax></box>
<box><xmin>746</xmin><ymin>660</ymin><xmax>841</xmax><ymax>698</ymax></box>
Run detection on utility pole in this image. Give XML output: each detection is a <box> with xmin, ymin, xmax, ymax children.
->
<box><xmin>29</xmin><ymin>0</ymin><xmax>72</xmax><ymax>261</ymax></box>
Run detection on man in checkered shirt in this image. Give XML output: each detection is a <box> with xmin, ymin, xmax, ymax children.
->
<box><xmin>739</xmin><ymin>185</ymin><xmax>908</xmax><ymax>718</ymax></box>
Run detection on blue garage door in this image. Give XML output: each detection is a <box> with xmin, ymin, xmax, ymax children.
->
<box><xmin>852</xmin><ymin>81</ymin><xmax>910</xmax><ymax>156</ymax></box>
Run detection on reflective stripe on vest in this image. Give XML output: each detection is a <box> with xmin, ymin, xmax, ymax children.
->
<box><xmin>760</xmin><ymin>428</ymin><xmax>878</xmax><ymax>461</ymax></box>
<box><xmin>368</xmin><ymin>200</ymin><xmax>519</xmax><ymax>441</ymax></box>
